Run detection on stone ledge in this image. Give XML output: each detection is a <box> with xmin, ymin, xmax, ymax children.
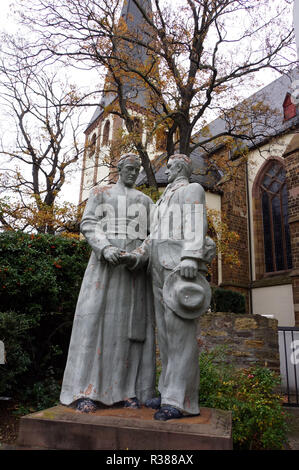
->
<box><xmin>289</xmin><ymin>214</ymin><xmax>299</xmax><ymax>224</ymax></box>
<box><xmin>251</xmin><ymin>275</ymin><xmax>292</xmax><ymax>288</ymax></box>
<box><xmin>283</xmin><ymin>133</ymin><xmax>299</xmax><ymax>157</ymax></box>
<box><xmin>219</xmin><ymin>282</ymin><xmax>249</xmax><ymax>289</ymax></box>
<box><xmin>16</xmin><ymin>405</ymin><xmax>233</xmax><ymax>451</ymax></box>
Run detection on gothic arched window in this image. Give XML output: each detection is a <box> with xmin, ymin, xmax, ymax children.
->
<box><xmin>260</xmin><ymin>161</ymin><xmax>292</xmax><ymax>273</ymax></box>
<box><xmin>102</xmin><ymin>121</ymin><xmax>110</xmax><ymax>146</ymax></box>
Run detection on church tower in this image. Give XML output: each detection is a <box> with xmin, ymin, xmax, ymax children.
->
<box><xmin>79</xmin><ymin>0</ymin><xmax>160</xmax><ymax>204</ymax></box>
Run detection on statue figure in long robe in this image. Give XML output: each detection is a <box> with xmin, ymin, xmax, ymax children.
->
<box><xmin>60</xmin><ymin>154</ymin><xmax>155</xmax><ymax>412</ymax></box>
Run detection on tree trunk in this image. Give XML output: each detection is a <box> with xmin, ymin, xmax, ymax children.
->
<box><xmin>166</xmin><ymin>124</ymin><xmax>177</xmax><ymax>157</ymax></box>
<box><xmin>179</xmin><ymin>122</ymin><xmax>191</xmax><ymax>156</ymax></box>
<box><xmin>136</xmin><ymin>143</ymin><xmax>158</xmax><ymax>189</ymax></box>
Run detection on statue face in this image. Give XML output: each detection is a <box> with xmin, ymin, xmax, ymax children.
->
<box><xmin>119</xmin><ymin>162</ymin><xmax>140</xmax><ymax>187</ymax></box>
<box><xmin>165</xmin><ymin>159</ymin><xmax>180</xmax><ymax>183</ymax></box>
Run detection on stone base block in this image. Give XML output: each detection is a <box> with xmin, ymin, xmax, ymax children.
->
<box><xmin>16</xmin><ymin>405</ymin><xmax>232</xmax><ymax>450</ymax></box>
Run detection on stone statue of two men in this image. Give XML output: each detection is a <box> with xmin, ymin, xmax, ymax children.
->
<box><xmin>60</xmin><ymin>153</ymin><xmax>216</xmax><ymax>420</ymax></box>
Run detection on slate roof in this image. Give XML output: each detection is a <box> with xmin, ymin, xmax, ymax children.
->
<box><xmin>193</xmin><ymin>68</ymin><xmax>299</xmax><ymax>154</ymax></box>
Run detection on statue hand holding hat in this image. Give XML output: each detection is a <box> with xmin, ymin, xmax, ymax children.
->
<box><xmin>179</xmin><ymin>258</ymin><xmax>198</xmax><ymax>279</ymax></box>
<box><xmin>163</xmin><ymin>260</ymin><xmax>211</xmax><ymax>320</ymax></box>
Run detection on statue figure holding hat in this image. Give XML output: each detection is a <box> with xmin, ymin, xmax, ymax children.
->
<box><xmin>60</xmin><ymin>153</ymin><xmax>156</xmax><ymax>412</ymax></box>
<box><xmin>122</xmin><ymin>153</ymin><xmax>216</xmax><ymax>420</ymax></box>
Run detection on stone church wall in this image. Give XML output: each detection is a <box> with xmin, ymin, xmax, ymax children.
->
<box><xmin>197</xmin><ymin>312</ymin><xmax>280</xmax><ymax>373</ymax></box>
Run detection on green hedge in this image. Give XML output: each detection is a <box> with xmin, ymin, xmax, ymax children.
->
<box><xmin>0</xmin><ymin>231</ymin><xmax>90</xmax><ymax>315</ymax></box>
<box><xmin>0</xmin><ymin>231</ymin><xmax>90</xmax><ymax>405</ymax></box>
<box><xmin>211</xmin><ymin>287</ymin><xmax>246</xmax><ymax>314</ymax></box>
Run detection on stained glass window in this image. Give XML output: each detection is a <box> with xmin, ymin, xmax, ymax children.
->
<box><xmin>261</xmin><ymin>162</ymin><xmax>292</xmax><ymax>273</ymax></box>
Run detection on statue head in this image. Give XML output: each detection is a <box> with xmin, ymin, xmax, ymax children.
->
<box><xmin>165</xmin><ymin>154</ymin><xmax>193</xmax><ymax>183</ymax></box>
<box><xmin>117</xmin><ymin>153</ymin><xmax>142</xmax><ymax>188</ymax></box>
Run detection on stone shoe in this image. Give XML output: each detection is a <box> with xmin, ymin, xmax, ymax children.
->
<box><xmin>123</xmin><ymin>397</ymin><xmax>140</xmax><ymax>409</ymax></box>
<box><xmin>145</xmin><ymin>396</ymin><xmax>161</xmax><ymax>409</ymax></box>
<box><xmin>75</xmin><ymin>398</ymin><xmax>99</xmax><ymax>413</ymax></box>
<box><xmin>154</xmin><ymin>405</ymin><xmax>183</xmax><ymax>421</ymax></box>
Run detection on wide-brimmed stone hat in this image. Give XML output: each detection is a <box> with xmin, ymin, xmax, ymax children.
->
<box><xmin>163</xmin><ymin>268</ymin><xmax>211</xmax><ymax>320</ymax></box>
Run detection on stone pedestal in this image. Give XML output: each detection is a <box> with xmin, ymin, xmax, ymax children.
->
<box><xmin>16</xmin><ymin>405</ymin><xmax>232</xmax><ymax>450</ymax></box>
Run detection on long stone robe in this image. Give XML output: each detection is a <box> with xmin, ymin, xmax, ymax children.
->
<box><xmin>60</xmin><ymin>182</ymin><xmax>156</xmax><ymax>406</ymax></box>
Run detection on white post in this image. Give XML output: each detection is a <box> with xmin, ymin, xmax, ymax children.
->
<box><xmin>291</xmin><ymin>1</ymin><xmax>299</xmax><ymax>105</ymax></box>
<box><xmin>0</xmin><ymin>340</ymin><xmax>5</xmax><ymax>364</ymax></box>
<box><xmin>294</xmin><ymin>0</ymin><xmax>299</xmax><ymax>59</ymax></box>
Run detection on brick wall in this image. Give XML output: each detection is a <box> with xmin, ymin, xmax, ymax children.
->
<box><xmin>284</xmin><ymin>138</ymin><xmax>299</xmax><ymax>326</ymax></box>
<box><xmin>286</xmin><ymin>149</ymin><xmax>299</xmax><ymax>220</ymax></box>
<box><xmin>219</xmin><ymin>160</ymin><xmax>250</xmax><ymax>306</ymax></box>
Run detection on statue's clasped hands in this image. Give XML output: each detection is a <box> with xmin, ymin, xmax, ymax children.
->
<box><xmin>103</xmin><ymin>247</ymin><xmax>198</xmax><ymax>277</ymax></box>
<box><xmin>103</xmin><ymin>246</ymin><xmax>136</xmax><ymax>268</ymax></box>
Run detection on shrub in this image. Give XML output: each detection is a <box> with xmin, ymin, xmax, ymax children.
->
<box><xmin>211</xmin><ymin>287</ymin><xmax>246</xmax><ymax>313</ymax></box>
<box><xmin>0</xmin><ymin>311</ymin><xmax>34</xmax><ymax>397</ymax></box>
<box><xmin>199</xmin><ymin>348</ymin><xmax>288</xmax><ymax>450</ymax></box>
<box><xmin>0</xmin><ymin>231</ymin><xmax>90</xmax><ymax>408</ymax></box>
<box><xmin>0</xmin><ymin>231</ymin><xmax>90</xmax><ymax>315</ymax></box>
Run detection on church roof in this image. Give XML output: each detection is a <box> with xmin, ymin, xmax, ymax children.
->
<box><xmin>85</xmin><ymin>0</ymin><xmax>153</xmax><ymax>132</ymax></box>
<box><xmin>136</xmin><ymin>68</ymin><xmax>299</xmax><ymax>190</ymax></box>
<box><xmin>192</xmin><ymin>68</ymin><xmax>299</xmax><ymax>156</ymax></box>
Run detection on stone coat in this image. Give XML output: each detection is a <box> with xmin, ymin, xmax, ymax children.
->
<box><xmin>133</xmin><ymin>176</ymin><xmax>213</xmax><ymax>415</ymax></box>
<box><xmin>60</xmin><ymin>182</ymin><xmax>156</xmax><ymax>406</ymax></box>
